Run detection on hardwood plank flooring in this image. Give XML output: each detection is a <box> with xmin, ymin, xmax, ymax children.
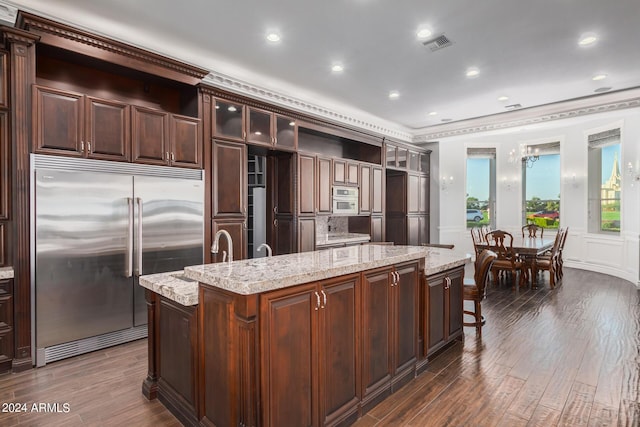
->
<box><xmin>0</xmin><ymin>267</ymin><xmax>637</xmax><ymax>426</ymax></box>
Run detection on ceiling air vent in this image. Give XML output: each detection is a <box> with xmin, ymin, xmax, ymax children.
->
<box><xmin>505</xmin><ymin>104</ymin><xmax>522</xmax><ymax>110</ymax></box>
<box><xmin>422</xmin><ymin>34</ymin><xmax>453</xmax><ymax>52</ymax></box>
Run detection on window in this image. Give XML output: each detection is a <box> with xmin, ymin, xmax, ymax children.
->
<box><xmin>466</xmin><ymin>148</ymin><xmax>496</xmax><ymax>228</ymax></box>
<box><xmin>522</xmin><ymin>142</ymin><xmax>560</xmax><ymax>230</ymax></box>
<box><xmin>588</xmin><ymin>128</ymin><xmax>621</xmax><ymax>233</ymax></box>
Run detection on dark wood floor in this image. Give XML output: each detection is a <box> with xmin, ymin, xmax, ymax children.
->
<box><xmin>0</xmin><ymin>267</ymin><xmax>638</xmax><ymax>426</ymax></box>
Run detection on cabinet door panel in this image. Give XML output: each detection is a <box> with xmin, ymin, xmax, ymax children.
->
<box><xmin>407</xmin><ymin>174</ymin><xmax>420</xmax><ymax>214</ymax></box>
<box><xmin>370</xmin><ymin>216</ymin><xmax>383</xmax><ymax>242</ymax></box>
<box><xmin>361</xmin><ymin>269</ymin><xmax>391</xmax><ymax>395</ymax></box>
<box><xmin>261</xmin><ymin>285</ymin><xmax>317</xmax><ymax>427</ymax></box>
<box><xmin>214</xmin><ymin>99</ymin><xmax>244</xmax><ymax>141</ymax></box>
<box><xmin>170</xmin><ymin>115</ymin><xmax>201</xmax><ymax>168</ymax></box>
<box><xmin>298</xmin><ymin>155</ymin><xmax>316</xmax><ymax>215</ymax></box>
<box><xmin>317</xmin><ymin>157</ymin><xmax>332</xmax><ymax>214</ymax></box>
<box><xmin>394</xmin><ymin>263</ymin><xmax>418</xmax><ymax>373</ymax></box>
<box><xmin>298</xmin><ymin>218</ymin><xmax>315</xmax><ymax>253</ymax></box>
<box><xmin>247</xmin><ymin>107</ymin><xmax>272</xmax><ymax>146</ymax></box>
<box><xmin>273</xmin><ymin>216</ymin><xmax>295</xmax><ymax>255</ymax></box>
<box><xmin>447</xmin><ymin>269</ymin><xmax>464</xmax><ymax>339</ymax></box>
<box><xmin>419</xmin><ymin>175</ymin><xmax>429</xmax><ymax>214</ymax></box>
<box><xmin>273</xmin><ymin>153</ymin><xmax>294</xmax><ymax>215</ymax></box>
<box><xmin>347</xmin><ymin>163</ymin><xmax>359</xmax><ymax>185</ymax></box>
<box><xmin>0</xmin><ymin>224</ymin><xmax>5</xmax><ymax>266</ymax></box>
<box><xmin>407</xmin><ymin>216</ymin><xmax>420</xmax><ymax>246</ymax></box>
<box><xmin>33</xmin><ymin>86</ymin><xmax>83</xmax><ymax>155</ymax></box>
<box><xmin>359</xmin><ymin>165</ymin><xmax>371</xmax><ymax>214</ymax></box>
<box><xmin>212</xmin><ymin>140</ymin><xmax>246</xmax><ymax>217</ymax></box>
<box><xmin>132</xmin><ymin>106</ymin><xmax>168</xmax><ymax>165</ymax></box>
<box><xmin>86</xmin><ymin>96</ymin><xmax>130</xmax><ymax>161</ymax></box>
<box><xmin>211</xmin><ymin>219</ymin><xmax>246</xmax><ymax>262</ymax></box>
<box><xmin>333</xmin><ymin>160</ymin><xmax>346</xmax><ymax>184</ymax></box>
<box><xmin>385</xmin><ymin>216</ymin><xmax>406</xmax><ymax>245</ymax></box>
<box><xmin>426</xmin><ymin>277</ymin><xmax>445</xmax><ymax>354</ymax></box>
<box><xmin>0</xmin><ymin>113</ymin><xmax>7</xmax><ymax>221</ymax></box>
<box><xmin>418</xmin><ymin>215</ymin><xmax>429</xmax><ymax>246</ymax></box>
<box><xmin>319</xmin><ymin>275</ymin><xmax>360</xmax><ymax>425</ymax></box>
<box><xmin>372</xmin><ymin>167</ymin><xmax>383</xmax><ymax>214</ymax></box>
<box><xmin>274</xmin><ymin>115</ymin><xmax>296</xmax><ymax>150</ymax></box>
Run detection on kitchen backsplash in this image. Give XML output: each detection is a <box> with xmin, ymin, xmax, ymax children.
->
<box><xmin>316</xmin><ymin>216</ymin><xmax>348</xmax><ymax>237</ymax></box>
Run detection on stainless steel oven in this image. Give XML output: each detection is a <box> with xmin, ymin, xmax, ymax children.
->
<box><xmin>332</xmin><ymin>186</ymin><xmax>359</xmax><ymax>215</ymax></box>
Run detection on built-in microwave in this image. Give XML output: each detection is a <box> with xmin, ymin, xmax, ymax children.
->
<box><xmin>332</xmin><ymin>186</ymin><xmax>359</xmax><ymax>215</ymax></box>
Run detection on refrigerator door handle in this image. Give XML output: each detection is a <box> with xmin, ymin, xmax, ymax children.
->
<box><xmin>136</xmin><ymin>197</ymin><xmax>143</xmax><ymax>277</ymax></box>
<box><xmin>126</xmin><ymin>197</ymin><xmax>134</xmax><ymax>278</ymax></box>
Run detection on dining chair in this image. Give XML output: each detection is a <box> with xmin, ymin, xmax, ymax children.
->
<box><xmin>470</xmin><ymin>227</ymin><xmax>484</xmax><ymax>256</ymax></box>
<box><xmin>556</xmin><ymin>227</ymin><xmax>569</xmax><ymax>280</ymax></box>
<box><xmin>532</xmin><ymin>228</ymin><xmax>564</xmax><ymax>289</ymax></box>
<box><xmin>484</xmin><ymin>230</ymin><xmax>527</xmax><ymax>287</ymax></box>
<box><xmin>521</xmin><ymin>223</ymin><xmax>544</xmax><ymax>238</ymax></box>
<box><xmin>463</xmin><ymin>249</ymin><xmax>497</xmax><ymax>335</ymax></box>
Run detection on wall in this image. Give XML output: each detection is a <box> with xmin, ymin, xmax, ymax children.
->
<box><xmin>431</xmin><ymin>107</ymin><xmax>640</xmax><ymax>286</ymax></box>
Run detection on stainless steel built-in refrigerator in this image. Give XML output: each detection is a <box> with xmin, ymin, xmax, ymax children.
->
<box><xmin>31</xmin><ymin>155</ymin><xmax>204</xmax><ymax>366</ymax></box>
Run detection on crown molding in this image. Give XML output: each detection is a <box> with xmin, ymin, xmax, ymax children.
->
<box><xmin>203</xmin><ymin>71</ymin><xmax>414</xmax><ymax>142</ymax></box>
<box><xmin>412</xmin><ymin>87</ymin><xmax>640</xmax><ymax>142</ymax></box>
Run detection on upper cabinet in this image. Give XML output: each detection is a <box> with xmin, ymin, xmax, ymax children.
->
<box><xmin>385</xmin><ymin>141</ymin><xmax>430</xmax><ymax>176</ymax></box>
<box><xmin>246</xmin><ymin>106</ymin><xmax>297</xmax><ymax>151</ymax></box>
<box><xmin>33</xmin><ymin>85</ymin><xmax>202</xmax><ymax>168</ymax></box>
<box><xmin>213</xmin><ymin>98</ymin><xmax>245</xmax><ymax>142</ymax></box>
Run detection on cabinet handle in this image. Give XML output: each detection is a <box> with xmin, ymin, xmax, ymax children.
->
<box><xmin>243</xmin><ymin>222</ymin><xmax>247</xmax><ymax>230</ymax></box>
<box><xmin>273</xmin><ymin>219</ymin><xmax>278</xmax><ymax>227</ymax></box>
<box><xmin>80</xmin><ymin>141</ymin><xmax>85</xmax><ymax>151</ymax></box>
<box><xmin>165</xmin><ymin>151</ymin><xmax>169</xmax><ymax>161</ymax></box>
<box><xmin>314</xmin><ymin>292</ymin><xmax>320</xmax><ymax>311</ymax></box>
<box><xmin>320</xmin><ymin>290</ymin><xmax>327</xmax><ymax>308</ymax></box>
<box><xmin>171</xmin><ymin>152</ymin><xmax>175</xmax><ymax>161</ymax></box>
<box><xmin>242</xmin><ymin>130</ymin><xmax>246</xmax><ymax>139</ymax></box>
<box><xmin>272</xmin><ymin>136</ymin><xmax>276</xmax><ymax>144</ymax></box>
<box><xmin>444</xmin><ymin>277</ymin><xmax>451</xmax><ymax>289</ymax></box>
<box><xmin>87</xmin><ymin>142</ymin><xmax>91</xmax><ymax>153</ymax></box>
<box><xmin>274</xmin><ymin>206</ymin><xmax>278</xmax><ymax>214</ymax></box>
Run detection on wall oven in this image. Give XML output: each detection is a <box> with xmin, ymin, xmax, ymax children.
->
<box><xmin>332</xmin><ymin>186</ymin><xmax>359</xmax><ymax>215</ymax></box>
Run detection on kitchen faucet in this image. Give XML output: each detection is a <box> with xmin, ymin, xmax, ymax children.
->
<box><xmin>256</xmin><ymin>243</ymin><xmax>273</xmax><ymax>257</ymax></box>
<box><xmin>211</xmin><ymin>229</ymin><xmax>233</xmax><ymax>263</ymax></box>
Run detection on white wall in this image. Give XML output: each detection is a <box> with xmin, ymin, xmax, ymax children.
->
<box><xmin>432</xmin><ymin>107</ymin><xmax>640</xmax><ymax>286</ymax></box>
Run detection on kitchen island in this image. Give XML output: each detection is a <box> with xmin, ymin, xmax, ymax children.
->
<box><xmin>140</xmin><ymin>245</ymin><xmax>469</xmax><ymax>427</ymax></box>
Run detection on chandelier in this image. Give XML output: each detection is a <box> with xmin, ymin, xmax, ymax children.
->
<box><xmin>509</xmin><ymin>146</ymin><xmax>539</xmax><ymax>168</ymax></box>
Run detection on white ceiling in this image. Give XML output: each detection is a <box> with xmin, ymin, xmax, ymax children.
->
<box><xmin>7</xmin><ymin>0</ymin><xmax>640</xmax><ymax>137</ymax></box>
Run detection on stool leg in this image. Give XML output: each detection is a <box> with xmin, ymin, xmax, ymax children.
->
<box><xmin>475</xmin><ymin>300</ymin><xmax>482</xmax><ymax>336</ymax></box>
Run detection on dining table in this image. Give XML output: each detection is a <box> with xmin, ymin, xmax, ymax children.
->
<box><xmin>477</xmin><ymin>236</ymin><xmax>555</xmax><ymax>288</ymax></box>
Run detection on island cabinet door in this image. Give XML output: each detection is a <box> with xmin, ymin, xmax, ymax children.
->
<box><xmin>318</xmin><ymin>274</ymin><xmax>361</xmax><ymax>427</ymax></box>
<box><xmin>424</xmin><ymin>266</ymin><xmax>464</xmax><ymax>357</ymax></box>
<box><xmin>361</xmin><ymin>267</ymin><xmax>393</xmax><ymax>409</ymax></box>
<box><xmin>260</xmin><ymin>283</ymin><xmax>319</xmax><ymax>427</ymax></box>
<box><xmin>391</xmin><ymin>262</ymin><xmax>419</xmax><ymax>385</ymax></box>
<box><xmin>446</xmin><ymin>267</ymin><xmax>464</xmax><ymax>340</ymax></box>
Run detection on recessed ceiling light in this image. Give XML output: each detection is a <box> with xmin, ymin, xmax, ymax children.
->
<box><xmin>466</xmin><ymin>67</ymin><xmax>480</xmax><ymax>78</ymax></box>
<box><xmin>428</xmin><ymin>111</ymin><xmax>437</xmax><ymax>116</ymax></box>
<box><xmin>388</xmin><ymin>91</ymin><xmax>400</xmax><ymax>100</ymax></box>
<box><xmin>594</xmin><ymin>87</ymin><xmax>612</xmax><ymax>93</ymax></box>
<box><xmin>497</xmin><ymin>95</ymin><xmax>509</xmax><ymax>102</ymax></box>
<box><xmin>592</xmin><ymin>74</ymin><xmax>607</xmax><ymax>81</ymax></box>
<box><xmin>266</xmin><ymin>32</ymin><xmax>281</xmax><ymax>43</ymax></box>
<box><xmin>578</xmin><ymin>33</ymin><xmax>598</xmax><ymax>46</ymax></box>
<box><xmin>289</xmin><ymin>121</ymin><xmax>295</xmax><ymax>126</ymax></box>
<box><xmin>331</xmin><ymin>63</ymin><xmax>344</xmax><ymax>73</ymax></box>
<box><xmin>416</xmin><ymin>27</ymin><xmax>432</xmax><ymax>40</ymax></box>
<box><xmin>227</xmin><ymin>106</ymin><xmax>237</xmax><ymax>112</ymax></box>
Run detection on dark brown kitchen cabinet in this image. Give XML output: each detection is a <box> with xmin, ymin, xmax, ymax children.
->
<box><xmin>213</xmin><ymin>98</ymin><xmax>245</xmax><ymax>142</ymax></box>
<box><xmin>361</xmin><ymin>261</ymin><xmax>418</xmax><ymax>411</ymax></box>
<box><xmin>132</xmin><ymin>105</ymin><xmax>169</xmax><ymax>166</ymax></box>
<box><xmin>211</xmin><ymin>219</ymin><xmax>246</xmax><ymax>262</ymax></box>
<box><xmin>267</xmin><ymin>153</ymin><xmax>296</xmax><ymax>256</ymax></box>
<box><xmin>407</xmin><ymin>216</ymin><xmax>420</xmax><ymax>246</ymax></box>
<box><xmin>317</xmin><ymin>157</ymin><xmax>332</xmax><ymax>214</ymax></box>
<box><xmin>212</xmin><ymin>140</ymin><xmax>247</xmax><ymax>218</ymax></box>
<box><xmin>260</xmin><ymin>273</ymin><xmax>361</xmax><ymax>427</ymax></box>
<box><xmin>372</xmin><ymin>166</ymin><xmax>383</xmax><ymax>215</ymax></box>
<box><xmin>407</xmin><ymin>173</ymin><xmax>420</xmax><ymax>214</ymax></box>
<box><xmin>298</xmin><ymin>154</ymin><xmax>316</xmax><ymax>215</ymax></box>
<box><xmin>272</xmin><ymin>216</ymin><xmax>295</xmax><ymax>256</ymax></box>
<box><xmin>370</xmin><ymin>216</ymin><xmax>383</xmax><ymax>242</ymax></box>
<box><xmin>0</xmin><ymin>113</ymin><xmax>7</xmax><ymax>223</ymax></box>
<box><xmin>0</xmin><ymin>278</ymin><xmax>13</xmax><ymax>373</ymax></box>
<box><xmin>419</xmin><ymin>175</ymin><xmax>429</xmax><ymax>213</ymax></box>
<box><xmin>0</xmin><ymin>52</ymin><xmax>6</xmax><ymax>108</ymax></box>
<box><xmin>298</xmin><ymin>218</ymin><xmax>316</xmax><ymax>252</ymax></box>
<box><xmin>169</xmin><ymin>114</ymin><xmax>202</xmax><ymax>168</ymax></box>
<box><xmin>247</xmin><ymin>107</ymin><xmax>297</xmax><ymax>150</ymax></box>
<box><xmin>359</xmin><ymin>164</ymin><xmax>371</xmax><ymax>214</ymax></box>
<box><xmin>34</xmin><ymin>85</ymin><xmax>201</xmax><ymax>168</ymax></box>
<box><xmin>424</xmin><ymin>266</ymin><xmax>464</xmax><ymax>357</ymax></box>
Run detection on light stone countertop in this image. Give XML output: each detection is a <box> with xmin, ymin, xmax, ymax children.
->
<box><xmin>315</xmin><ymin>233</ymin><xmax>371</xmax><ymax>247</ymax></box>
<box><xmin>139</xmin><ymin>245</ymin><xmax>470</xmax><ymax>305</ymax></box>
<box><xmin>0</xmin><ymin>267</ymin><xmax>14</xmax><ymax>280</ymax></box>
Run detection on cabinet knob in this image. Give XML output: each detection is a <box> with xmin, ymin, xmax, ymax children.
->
<box><xmin>273</xmin><ymin>219</ymin><xmax>278</xmax><ymax>227</ymax></box>
<box><xmin>274</xmin><ymin>206</ymin><xmax>278</xmax><ymax>214</ymax></box>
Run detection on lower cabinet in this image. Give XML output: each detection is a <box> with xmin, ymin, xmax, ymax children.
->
<box><xmin>0</xmin><ymin>278</ymin><xmax>13</xmax><ymax>373</ymax></box>
<box><xmin>260</xmin><ymin>273</ymin><xmax>361</xmax><ymax>427</ymax></box>
<box><xmin>423</xmin><ymin>266</ymin><xmax>464</xmax><ymax>357</ymax></box>
<box><xmin>361</xmin><ymin>261</ymin><xmax>418</xmax><ymax>411</ymax></box>
<box><xmin>299</xmin><ymin>217</ymin><xmax>316</xmax><ymax>252</ymax></box>
<box><xmin>211</xmin><ymin>219</ymin><xmax>246</xmax><ymax>262</ymax></box>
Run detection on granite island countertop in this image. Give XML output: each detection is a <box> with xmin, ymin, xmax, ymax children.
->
<box><xmin>139</xmin><ymin>245</ymin><xmax>470</xmax><ymax>305</ymax></box>
<box><xmin>0</xmin><ymin>267</ymin><xmax>14</xmax><ymax>280</ymax></box>
<box><xmin>315</xmin><ymin>232</ymin><xmax>371</xmax><ymax>247</ymax></box>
